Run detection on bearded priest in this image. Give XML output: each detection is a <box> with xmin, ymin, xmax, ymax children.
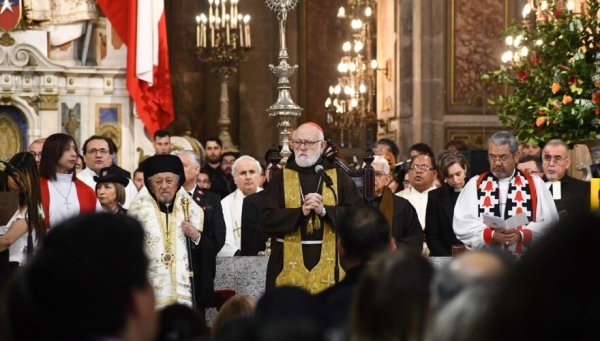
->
<box><xmin>128</xmin><ymin>155</ymin><xmax>204</xmax><ymax>309</ymax></box>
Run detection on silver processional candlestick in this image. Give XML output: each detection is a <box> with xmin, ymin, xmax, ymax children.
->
<box><xmin>265</xmin><ymin>0</ymin><xmax>303</xmax><ymax>164</ymax></box>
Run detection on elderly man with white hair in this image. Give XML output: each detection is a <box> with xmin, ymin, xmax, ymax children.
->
<box><xmin>218</xmin><ymin>155</ymin><xmax>263</xmax><ymax>257</ymax></box>
<box><xmin>369</xmin><ymin>155</ymin><xmax>423</xmax><ymax>251</ymax></box>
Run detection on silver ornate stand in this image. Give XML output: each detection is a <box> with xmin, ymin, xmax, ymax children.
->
<box><xmin>266</xmin><ymin>0</ymin><xmax>303</xmax><ymax>163</ymax></box>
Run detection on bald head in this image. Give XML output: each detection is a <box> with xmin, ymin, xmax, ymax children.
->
<box><xmin>449</xmin><ymin>251</ymin><xmax>507</xmax><ymax>282</ymax></box>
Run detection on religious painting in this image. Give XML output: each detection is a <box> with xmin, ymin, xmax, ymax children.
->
<box><xmin>448</xmin><ymin>0</ymin><xmax>511</xmax><ymax>113</ymax></box>
<box><xmin>0</xmin><ymin>0</ymin><xmax>22</xmax><ymax>32</ymax></box>
<box><xmin>0</xmin><ymin>107</ymin><xmax>26</xmax><ymax>161</ymax></box>
<box><xmin>61</xmin><ymin>103</ymin><xmax>81</xmax><ymax>143</ymax></box>
<box><xmin>95</xmin><ymin>103</ymin><xmax>122</xmax><ymax>163</ymax></box>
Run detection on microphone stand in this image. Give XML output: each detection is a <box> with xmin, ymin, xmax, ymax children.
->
<box><xmin>181</xmin><ymin>197</ymin><xmax>197</xmax><ymax>310</ymax></box>
<box><xmin>322</xmin><ymin>174</ymin><xmax>340</xmax><ymax>283</ymax></box>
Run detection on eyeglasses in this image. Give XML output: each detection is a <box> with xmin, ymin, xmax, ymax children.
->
<box><xmin>86</xmin><ymin>148</ymin><xmax>110</xmax><ymax>156</ymax></box>
<box><xmin>543</xmin><ymin>155</ymin><xmax>568</xmax><ymax>164</ymax></box>
<box><xmin>374</xmin><ymin>171</ymin><xmax>390</xmax><ymax>178</ymax></box>
<box><xmin>488</xmin><ymin>154</ymin><xmax>512</xmax><ymax>163</ymax></box>
<box><xmin>291</xmin><ymin>140</ymin><xmax>322</xmax><ymax>147</ymax></box>
<box><xmin>30</xmin><ymin>151</ymin><xmax>41</xmax><ymax>160</ymax></box>
<box><xmin>410</xmin><ymin>164</ymin><xmax>433</xmax><ymax>172</ymax></box>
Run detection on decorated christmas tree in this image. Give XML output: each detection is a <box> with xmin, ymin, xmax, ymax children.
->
<box><xmin>484</xmin><ymin>0</ymin><xmax>600</xmax><ymax>146</ymax></box>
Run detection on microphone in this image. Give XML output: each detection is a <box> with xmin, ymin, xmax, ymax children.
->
<box><xmin>314</xmin><ymin>165</ymin><xmax>333</xmax><ymax>187</ymax></box>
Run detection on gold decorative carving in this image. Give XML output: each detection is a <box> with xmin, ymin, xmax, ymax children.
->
<box><xmin>97</xmin><ymin>122</ymin><xmax>121</xmax><ymax>151</ymax></box>
<box><xmin>0</xmin><ymin>94</ymin><xmax>11</xmax><ymax>104</ymax></box>
<box><xmin>0</xmin><ymin>114</ymin><xmax>23</xmax><ymax>161</ymax></box>
<box><xmin>39</xmin><ymin>95</ymin><xmax>58</xmax><ymax>110</ymax></box>
<box><xmin>0</xmin><ymin>32</ymin><xmax>15</xmax><ymax>47</ymax></box>
<box><xmin>19</xmin><ymin>96</ymin><xmax>40</xmax><ymax>112</ymax></box>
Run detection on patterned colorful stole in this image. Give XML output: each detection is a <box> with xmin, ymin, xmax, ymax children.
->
<box><xmin>276</xmin><ymin>168</ymin><xmax>345</xmax><ymax>294</ymax></box>
<box><xmin>476</xmin><ymin>170</ymin><xmax>538</xmax><ymax>254</ymax></box>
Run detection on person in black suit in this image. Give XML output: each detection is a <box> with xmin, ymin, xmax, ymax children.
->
<box><xmin>368</xmin><ymin>156</ymin><xmax>423</xmax><ymax>251</ymax></box>
<box><xmin>542</xmin><ymin>139</ymin><xmax>591</xmax><ymax>218</ymax></box>
<box><xmin>240</xmin><ymin>147</ymin><xmax>281</xmax><ymax>256</ymax></box>
<box><xmin>425</xmin><ymin>151</ymin><xmax>468</xmax><ymax>256</ymax></box>
<box><xmin>317</xmin><ymin>206</ymin><xmax>394</xmax><ymax>330</ymax></box>
<box><xmin>176</xmin><ymin>150</ymin><xmax>226</xmax><ymax>310</ymax></box>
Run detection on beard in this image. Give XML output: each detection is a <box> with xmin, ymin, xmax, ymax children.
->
<box><xmin>295</xmin><ymin>151</ymin><xmax>321</xmax><ymax>168</ymax></box>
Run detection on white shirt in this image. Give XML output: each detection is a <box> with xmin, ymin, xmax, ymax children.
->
<box><xmin>218</xmin><ymin>187</ymin><xmax>263</xmax><ymax>257</ymax></box>
<box><xmin>77</xmin><ymin>166</ymin><xmax>139</xmax><ymax>209</ymax></box>
<box><xmin>453</xmin><ymin>171</ymin><xmax>559</xmax><ymax>253</ymax></box>
<box><xmin>0</xmin><ymin>207</ymin><xmax>38</xmax><ymax>265</ymax></box>
<box><xmin>48</xmin><ymin>173</ymin><xmax>81</xmax><ymax>227</ymax></box>
<box><xmin>396</xmin><ymin>185</ymin><xmax>436</xmax><ymax>230</ymax></box>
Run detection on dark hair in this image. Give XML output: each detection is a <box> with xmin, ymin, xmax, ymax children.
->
<box><xmin>39</xmin><ymin>133</ymin><xmax>77</xmax><ymax>181</ymax></box>
<box><xmin>221</xmin><ymin>151</ymin><xmax>238</xmax><ymax>161</ymax></box>
<box><xmin>350</xmin><ymin>248</ymin><xmax>434</xmax><ymax>341</ymax></box>
<box><xmin>337</xmin><ymin>207</ymin><xmax>391</xmax><ymax>263</ymax></box>
<box><xmin>133</xmin><ymin>167</ymin><xmax>143</xmax><ymax>176</ymax></box>
<box><xmin>156</xmin><ymin>303</ymin><xmax>208</xmax><ymax>340</ymax></box>
<box><xmin>409</xmin><ymin>143</ymin><xmax>435</xmax><ymax>159</ymax></box>
<box><xmin>204</xmin><ymin>137</ymin><xmax>223</xmax><ymax>148</ymax></box>
<box><xmin>76</xmin><ymin>154</ymin><xmax>86</xmax><ymax>170</ymax></box>
<box><xmin>517</xmin><ymin>155</ymin><xmax>543</xmax><ymax>173</ymax></box>
<box><xmin>81</xmin><ymin>135</ymin><xmax>116</xmax><ymax>155</ymax></box>
<box><xmin>437</xmin><ymin>150</ymin><xmax>467</xmax><ymax>179</ymax></box>
<box><xmin>154</xmin><ymin>129</ymin><xmax>170</xmax><ymax>140</ymax></box>
<box><xmin>6</xmin><ymin>213</ymin><xmax>149</xmax><ymax>340</ymax></box>
<box><xmin>7</xmin><ymin>152</ymin><xmax>46</xmax><ymax>240</ymax></box>
<box><xmin>410</xmin><ymin>153</ymin><xmax>437</xmax><ymax>171</ymax></box>
<box><xmin>376</xmin><ymin>138</ymin><xmax>400</xmax><ymax>158</ymax></box>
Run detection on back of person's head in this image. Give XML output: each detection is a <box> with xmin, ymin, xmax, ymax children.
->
<box><xmin>337</xmin><ymin>207</ymin><xmax>391</xmax><ymax>265</ymax></box>
<box><xmin>430</xmin><ymin>250</ymin><xmax>510</xmax><ymax>312</ymax></box>
<box><xmin>6</xmin><ymin>213</ymin><xmax>152</xmax><ymax>341</ymax></box>
<box><xmin>156</xmin><ymin>303</ymin><xmax>208</xmax><ymax>341</ymax></box>
<box><xmin>255</xmin><ymin>286</ymin><xmax>324</xmax><ymax>331</ymax></box>
<box><xmin>350</xmin><ymin>247</ymin><xmax>434</xmax><ymax>341</ymax></box>
<box><xmin>212</xmin><ymin>295</ymin><xmax>255</xmax><ymax>335</ymax></box>
<box><xmin>480</xmin><ymin>212</ymin><xmax>600</xmax><ymax>341</ymax></box>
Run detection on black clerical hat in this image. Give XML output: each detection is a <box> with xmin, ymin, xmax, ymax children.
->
<box><xmin>142</xmin><ymin>154</ymin><xmax>185</xmax><ymax>187</ymax></box>
<box><xmin>93</xmin><ymin>166</ymin><xmax>129</xmax><ymax>187</ymax></box>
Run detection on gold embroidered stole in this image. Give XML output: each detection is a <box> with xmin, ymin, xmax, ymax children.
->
<box><xmin>276</xmin><ymin>168</ymin><xmax>345</xmax><ymax>294</ymax></box>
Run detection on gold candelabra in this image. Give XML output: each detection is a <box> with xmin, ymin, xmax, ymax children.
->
<box><xmin>324</xmin><ymin>0</ymin><xmax>378</xmax><ymax>148</ymax></box>
<box><xmin>196</xmin><ymin>0</ymin><xmax>252</xmax><ymax>153</ymax></box>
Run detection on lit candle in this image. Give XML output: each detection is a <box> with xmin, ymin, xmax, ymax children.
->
<box><xmin>210</xmin><ymin>16</ymin><xmax>216</xmax><ymax>47</ymax></box>
<box><xmin>215</xmin><ymin>0</ymin><xmax>220</xmax><ymax>21</ymax></box>
<box><xmin>231</xmin><ymin>0</ymin><xmax>238</xmax><ymax>28</ymax></box>
<box><xmin>225</xmin><ymin>14</ymin><xmax>231</xmax><ymax>45</ymax></box>
<box><xmin>201</xmin><ymin>14</ymin><xmax>208</xmax><ymax>47</ymax></box>
<box><xmin>243</xmin><ymin>15</ymin><xmax>251</xmax><ymax>47</ymax></box>
<box><xmin>208</xmin><ymin>0</ymin><xmax>214</xmax><ymax>28</ymax></box>
<box><xmin>196</xmin><ymin>15</ymin><xmax>201</xmax><ymax>47</ymax></box>
<box><xmin>222</xmin><ymin>0</ymin><xmax>227</xmax><ymax>28</ymax></box>
<box><xmin>238</xmin><ymin>13</ymin><xmax>244</xmax><ymax>47</ymax></box>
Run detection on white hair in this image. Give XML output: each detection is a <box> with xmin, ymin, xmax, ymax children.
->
<box><xmin>371</xmin><ymin>155</ymin><xmax>390</xmax><ymax>175</ymax></box>
<box><xmin>174</xmin><ymin>150</ymin><xmax>201</xmax><ymax>167</ymax></box>
<box><xmin>232</xmin><ymin>155</ymin><xmax>262</xmax><ymax>177</ymax></box>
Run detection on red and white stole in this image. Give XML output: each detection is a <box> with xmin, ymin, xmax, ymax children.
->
<box><xmin>476</xmin><ymin>170</ymin><xmax>538</xmax><ymax>254</ymax></box>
